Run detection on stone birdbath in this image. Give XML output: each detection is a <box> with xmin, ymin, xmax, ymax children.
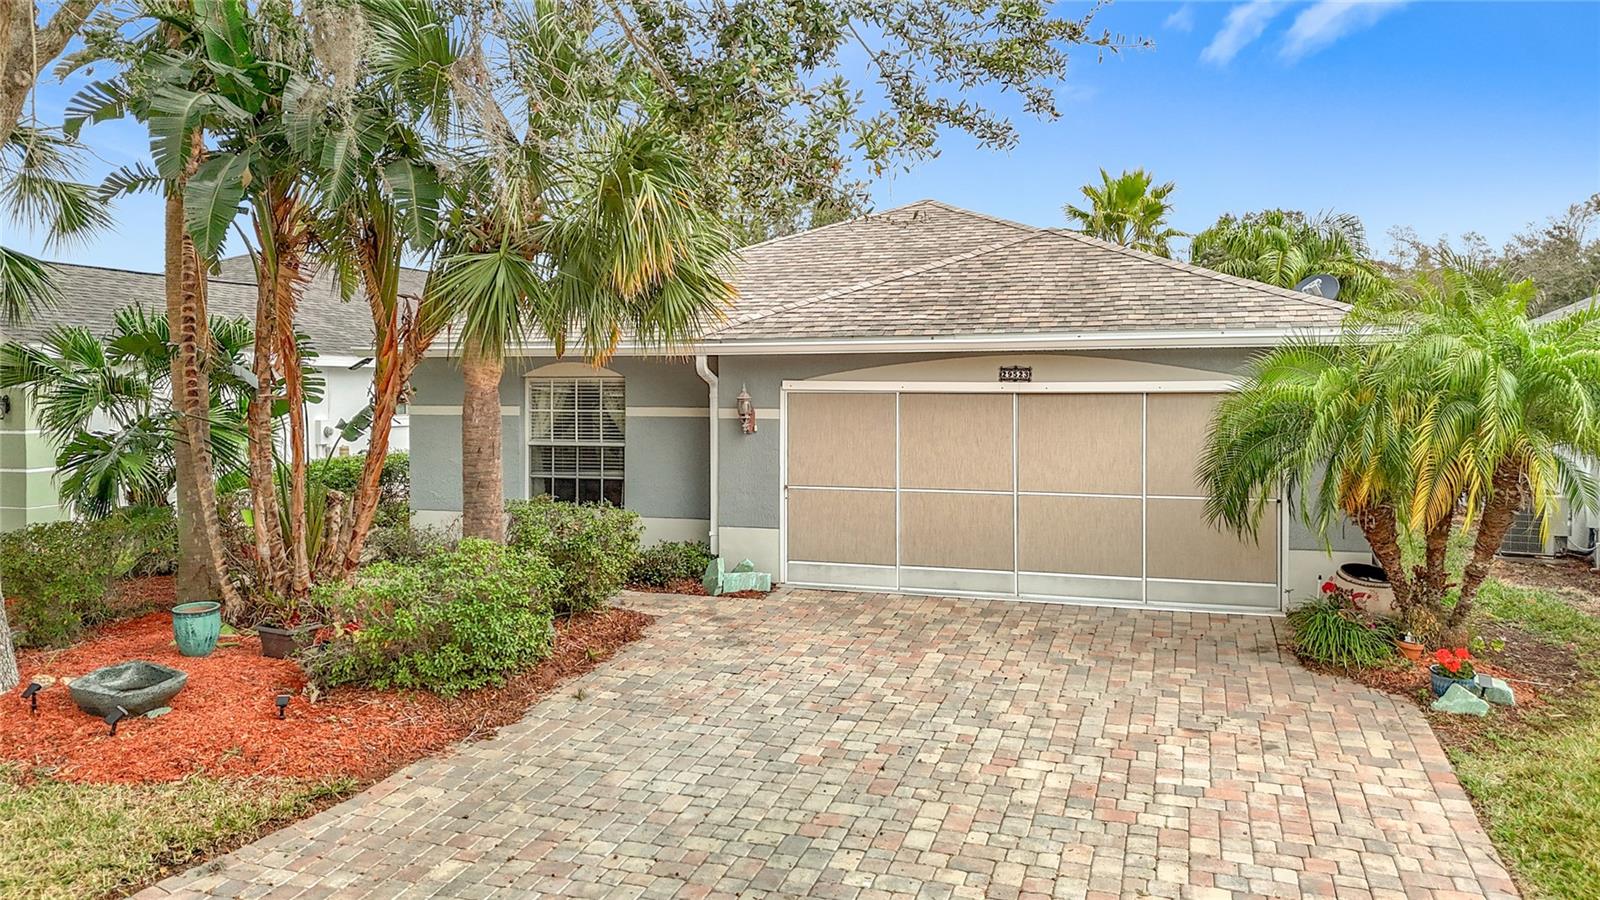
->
<box><xmin>68</xmin><ymin>661</ymin><xmax>188</xmax><ymax>717</ymax></box>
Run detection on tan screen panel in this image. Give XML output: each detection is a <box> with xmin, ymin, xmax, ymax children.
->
<box><xmin>1018</xmin><ymin>394</ymin><xmax>1141</xmax><ymax>494</ymax></box>
<box><xmin>1017</xmin><ymin>495</ymin><xmax>1142</xmax><ymax>577</ymax></box>
<box><xmin>899</xmin><ymin>394</ymin><xmax>1013</xmax><ymax>491</ymax></box>
<box><xmin>787</xmin><ymin>489</ymin><xmax>896</xmax><ymax>566</ymax></box>
<box><xmin>787</xmin><ymin>392</ymin><xmax>896</xmax><ymax>489</ymax></box>
<box><xmin>899</xmin><ymin>491</ymin><xmax>1014</xmax><ymax>571</ymax></box>
<box><xmin>1146</xmin><ymin>393</ymin><xmax>1221</xmax><ymax>497</ymax></box>
<box><xmin>1146</xmin><ymin>497</ymin><xmax>1277</xmax><ymax>583</ymax></box>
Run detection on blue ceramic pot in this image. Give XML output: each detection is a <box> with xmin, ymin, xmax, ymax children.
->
<box><xmin>172</xmin><ymin>601</ymin><xmax>222</xmax><ymax>657</ymax></box>
<box><xmin>1430</xmin><ymin>665</ymin><xmax>1476</xmax><ymax>698</ymax></box>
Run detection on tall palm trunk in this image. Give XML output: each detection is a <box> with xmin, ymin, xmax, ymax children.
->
<box><xmin>1455</xmin><ymin>459</ymin><xmax>1525</xmax><ymax>628</ymax></box>
<box><xmin>276</xmin><ymin>266</ymin><xmax>313</xmax><ymax>596</ymax></box>
<box><xmin>461</xmin><ymin>347</ymin><xmax>506</xmax><ymax>542</ymax></box>
<box><xmin>166</xmin><ymin>139</ymin><xmax>241</xmax><ymax>613</ymax></box>
<box><xmin>245</xmin><ymin>252</ymin><xmax>287</xmax><ymax>599</ymax></box>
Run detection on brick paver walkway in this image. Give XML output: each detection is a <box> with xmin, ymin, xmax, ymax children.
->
<box><xmin>143</xmin><ymin>589</ymin><xmax>1517</xmax><ymax>899</ymax></box>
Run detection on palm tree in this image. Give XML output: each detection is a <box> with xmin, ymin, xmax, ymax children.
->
<box><xmin>434</xmin><ymin>4</ymin><xmax>738</xmax><ymax>542</ymax></box>
<box><xmin>1190</xmin><ymin>209</ymin><xmax>1387</xmax><ymax>304</ymax></box>
<box><xmin>0</xmin><ymin>305</ymin><xmax>253</xmax><ymax>517</ymax></box>
<box><xmin>1063</xmin><ymin>168</ymin><xmax>1185</xmax><ymax>257</ymax></box>
<box><xmin>1201</xmin><ymin>267</ymin><xmax>1600</xmax><ymax>641</ymax></box>
<box><xmin>64</xmin><ymin>5</ymin><xmax>265</xmax><ymax>609</ymax></box>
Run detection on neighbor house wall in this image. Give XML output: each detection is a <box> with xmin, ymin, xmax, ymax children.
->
<box><xmin>0</xmin><ymin>390</ymin><xmax>71</xmax><ymax>531</ymax></box>
<box><xmin>408</xmin><ymin>355</ymin><xmax>709</xmax><ymax>544</ymax></box>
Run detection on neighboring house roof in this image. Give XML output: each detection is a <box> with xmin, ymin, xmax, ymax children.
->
<box><xmin>705</xmin><ymin>199</ymin><xmax>1348</xmax><ymax>345</ymax></box>
<box><xmin>1</xmin><ymin>256</ymin><xmax>426</xmax><ymax>357</ymax></box>
<box><xmin>1534</xmin><ymin>295</ymin><xmax>1598</xmax><ymax>325</ymax></box>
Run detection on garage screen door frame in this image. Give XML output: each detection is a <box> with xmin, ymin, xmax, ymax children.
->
<box><xmin>779</xmin><ymin>379</ymin><xmax>1286</xmax><ymax>614</ymax></box>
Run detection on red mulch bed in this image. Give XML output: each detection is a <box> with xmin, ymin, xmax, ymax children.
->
<box><xmin>3</xmin><ymin>584</ymin><xmax>651</xmax><ymax>785</ymax></box>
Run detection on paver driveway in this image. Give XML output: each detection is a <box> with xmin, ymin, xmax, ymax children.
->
<box><xmin>143</xmin><ymin>589</ymin><xmax>1517</xmax><ymax>900</ymax></box>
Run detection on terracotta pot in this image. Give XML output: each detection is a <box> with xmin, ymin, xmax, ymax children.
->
<box><xmin>1396</xmin><ymin>638</ymin><xmax>1425</xmax><ymax>663</ymax></box>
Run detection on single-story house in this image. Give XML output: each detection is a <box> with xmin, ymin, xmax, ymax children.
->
<box><xmin>0</xmin><ymin>257</ymin><xmax>414</xmax><ymax>530</ymax></box>
<box><xmin>408</xmin><ymin>200</ymin><xmax>1378</xmax><ymax>613</ymax></box>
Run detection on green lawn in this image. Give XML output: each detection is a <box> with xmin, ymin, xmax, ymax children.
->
<box><xmin>1448</xmin><ymin>578</ymin><xmax>1600</xmax><ymax>900</ymax></box>
<box><xmin>0</xmin><ymin>768</ymin><xmax>353</xmax><ymax>899</ymax></box>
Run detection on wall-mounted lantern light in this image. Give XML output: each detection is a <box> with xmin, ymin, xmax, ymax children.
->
<box><xmin>0</xmin><ymin>394</ymin><xmax>11</xmax><ymax>421</ymax></box>
<box><xmin>735</xmin><ymin>387</ymin><xmax>757</xmax><ymax>435</ymax></box>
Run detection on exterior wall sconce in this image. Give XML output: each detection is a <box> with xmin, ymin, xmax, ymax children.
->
<box><xmin>735</xmin><ymin>387</ymin><xmax>757</xmax><ymax>434</ymax></box>
<box><xmin>0</xmin><ymin>394</ymin><xmax>10</xmax><ymax>421</ymax></box>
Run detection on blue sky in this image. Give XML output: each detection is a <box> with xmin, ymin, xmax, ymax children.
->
<box><xmin>8</xmin><ymin>0</ymin><xmax>1599</xmax><ymax>272</ymax></box>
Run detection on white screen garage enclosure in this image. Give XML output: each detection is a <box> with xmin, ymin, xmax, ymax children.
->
<box><xmin>781</xmin><ymin>384</ymin><xmax>1283</xmax><ymax>613</ymax></box>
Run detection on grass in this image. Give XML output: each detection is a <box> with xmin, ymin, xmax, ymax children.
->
<box><xmin>0</xmin><ymin>767</ymin><xmax>354</xmax><ymax>899</ymax></box>
<box><xmin>1446</xmin><ymin>577</ymin><xmax>1600</xmax><ymax>899</ymax></box>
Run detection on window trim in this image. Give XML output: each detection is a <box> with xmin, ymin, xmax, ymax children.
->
<box><xmin>526</xmin><ymin>374</ymin><xmax>626</xmax><ymax>505</ymax></box>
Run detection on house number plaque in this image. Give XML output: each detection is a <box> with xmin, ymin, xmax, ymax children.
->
<box><xmin>998</xmin><ymin>365</ymin><xmax>1033</xmax><ymax>383</ymax></box>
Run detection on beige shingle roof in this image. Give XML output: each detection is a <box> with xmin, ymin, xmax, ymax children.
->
<box><xmin>2</xmin><ymin>257</ymin><xmax>426</xmax><ymax>356</ymax></box>
<box><xmin>707</xmin><ymin>199</ymin><xmax>1347</xmax><ymax>343</ymax></box>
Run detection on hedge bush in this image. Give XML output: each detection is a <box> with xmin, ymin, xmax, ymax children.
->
<box><xmin>364</xmin><ymin>523</ymin><xmax>454</xmax><ymax>564</ymax></box>
<box><xmin>629</xmin><ymin>540</ymin><xmax>714</xmax><ymax>588</ymax></box>
<box><xmin>506</xmin><ymin>498</ymin><xmax>641</xmax><ymax>615</ymax></box>
<box><xmin>0</xmin><ymin>521</ymin><xmax>120</xmax><ymax>647</ymax></box>
<box><xmin>304</xmin><ymin>539</ymin><xmax>557</xmax><ymax>695</ymax></box>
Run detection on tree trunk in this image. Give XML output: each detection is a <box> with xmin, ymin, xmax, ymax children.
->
<box><xmin>276</xmin><ymin>259</ymin><xmax>313</xmax><ymax>595</ymax></box>
<box><xmin>461</xmin><ymin>348</ymin><xmax>506</xmax><ymax>542</ymax></box>
<box><xmin>1455</xmin><ymin>459</ymin><xmax>1525</xmax><ymax>628</ymax></box>
<box><xmin>1410</xmin><ymin>512</ymin><xmax>1455</xmax><ymax>610</ymax></box>
<box><xmin>1350</xmin><ymin>503</ymin><xmax>1415</xmax><ymax>610</ymax></box>
<box><xmin>0</xmin><ymin>573</ymin><xmax>17</xmax><ymax>692</ymax></box>
<box><xmin>246</xmin><ymin>255</ymin><xmax>287</xmax><ymax>600</ymax></box>
<box><xmin>340</xmin><ymin>350</ymin><xmax>407</xmax><ymax>570</ymax></box>
<box><xmin>165</xmin><ymin>147</ymin><xmax>239</xmax><ymax>612</ymax></box>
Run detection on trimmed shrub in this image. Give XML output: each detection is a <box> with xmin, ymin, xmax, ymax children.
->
<box><xmin>103</xmin><ymin>505</ymin><xmax>179</xmax><ymax>576</ymax></box>
<box><xmin>1288</xmin><ymin>590</ymin><xmax>1398</xmax><ymax>670</ymax></box>
<box><xmin>306</xmin><ymin>452</ymin><xmax>410</xmax><ymax>504</ymax></box>
<box><xmin>365</xmin><ymin>522</ymin><xmax>454</xmax><ymax>564</ymax></box>
<box><xmin>304</xmin><ymin>539</ymin><xmax>557</xmax><ymax>696</ymax></box>
<box><xmin>0</xmin><ymin>521</ymin><xmax>120</xmax><ymax>647</ymax></box>
<box><xmin>629</xmin><ymin>540</ymin><xmax>714</xmax><ymax>588</ymax></box>
<box><xmin>506</xmin><ymin>497</ymin><xmax>641</xmax><ymax>615</ymax></box>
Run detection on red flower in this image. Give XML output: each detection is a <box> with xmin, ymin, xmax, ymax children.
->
<box><xmin>1434</xmin><ymin>647</ymin><xmax>1471</xmax><ymax>674</ymax></box>
<box><xmin>1320</xmin><ymin>581</ymin><xmax>1337</xmax><ymax>593</ymax></box>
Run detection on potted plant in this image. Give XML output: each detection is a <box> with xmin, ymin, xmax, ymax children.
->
<box><xmin>1395</xmin><ymin>632</ymin><xmax>1425</xmax><ymax>663</ymax></box>
<box><xmin>255</xmin><ymin>600</ymin><xmax>320</xmax><ymax>659</ymax></box>
<box><xmin>1430</xmin><ymin>647</ymin><xmax>1477</xmax><ymax>697</ymax></box>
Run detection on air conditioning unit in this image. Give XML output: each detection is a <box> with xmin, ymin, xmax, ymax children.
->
<box><xmin>1499</xmin><ymin>505</ymin><xmax>1562</xmax><ymax>557</ymax></box>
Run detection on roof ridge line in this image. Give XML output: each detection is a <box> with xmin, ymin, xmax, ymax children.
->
<box><xmin>712</xmin><ymin>230</ymin><xmax>1048</xmax><ymax>335</ymax></box>
<box><xmin>736</xmin><ymin>198</ymin><xmax>1038</xmax><ymax>256</ymax></box>
<box><xmin>1042</xmin><ymin>229</ymin><xmax>1353</xmax><ymax>312</ymax></box>
<box><xmin>912</xmin><ymin>198</ymin><xmax>1039</xmax><ymax>234</ymax></box>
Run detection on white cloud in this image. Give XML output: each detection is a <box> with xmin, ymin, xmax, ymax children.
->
<box><xmin>1201</xmin><ymin>1</ymin><xmax>1287</xmax><ymax>66</ymax></box>
<box><xmin>1280</xmin><ymin>0</ymin><xmax>1409</xmax><ymax>61</ymax></box>
<box><xmin>1164</xmin><ymin>4</ymin><xmax>1195</xmax><ymax>32</ymax></box>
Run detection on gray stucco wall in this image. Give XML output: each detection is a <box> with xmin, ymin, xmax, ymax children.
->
<box><xmin>409</xmin><ymin>355</ymin><xmax>707</xmax><ymax>522</ymax></box>
<box><xmin>408</xmin><ymin>347</ymin><xmax>1371</xmax><ymax>557</ymax></box>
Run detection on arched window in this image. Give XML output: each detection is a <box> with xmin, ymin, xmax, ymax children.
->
<box><xmin>526</xmin><ymin>364</ymin><xmax>624</xmax><ymax>505</ymax></box>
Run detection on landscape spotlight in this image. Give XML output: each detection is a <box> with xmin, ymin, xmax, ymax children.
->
<box><xmin>105</xmin><ymin>706</ymin><xmax>129</xmax><ymax>736</ymax></box>
<box><xmin>275</xmin><ymin>693</ymin><xmax>291</xmax><ymax>719</ymax></box>
<box><xmin>20</xmin><ymin>682</ymin><xmax>42</xmax><ymax>713</ymax></box>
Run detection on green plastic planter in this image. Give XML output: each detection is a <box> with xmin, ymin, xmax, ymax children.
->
<box><xmin>172</xmin><ymin>601</ymin><xmax>222</xmax><ymax>657</ymax></box>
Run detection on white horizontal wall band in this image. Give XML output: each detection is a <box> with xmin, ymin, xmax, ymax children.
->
<box><xmin>0</xmin><ymin>428</ymin><xmax>44</xmax><ymax>436</ymax></box>
<box><xmin>0</xmin><ymin>466</ymin><xmax>56</xmax><ymax>474</ymax></box>
<box><xmin>0</xmin><ymin>502</ymin><xmax>65</xmax><ymax>512</ymax></box>
<box><xmin>782</xmin><ymin>379</ymin><xmax>1239</xmax><ymax>394</ymax></box>
<box><xmin>627</xmin><ymin>406</ymin><xmax>705</xmax><ymax>418</ymax></box>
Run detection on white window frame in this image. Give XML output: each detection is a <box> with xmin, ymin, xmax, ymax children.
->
<box><xmin>526</xmin><ymin>375</ymin><xmax>626</xmax><ymax>505</ymax></box>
